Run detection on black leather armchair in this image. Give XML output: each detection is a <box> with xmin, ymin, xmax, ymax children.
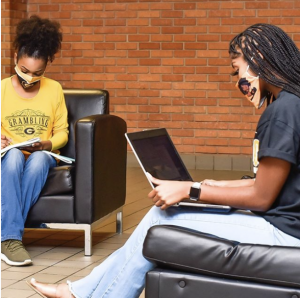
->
<box><xmin>25</xmin><ymin>89</ymin><xmax>127</xmax><ymax>256</ymax></box>
<box><xmin>143</xmin><ymin>225</ymin><xmax>300</xmax><ymax>298</ymax></box>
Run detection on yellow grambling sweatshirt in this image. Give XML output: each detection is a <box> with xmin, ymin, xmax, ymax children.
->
<box><xmin>1</xmin><ymin>76</ymin><xmax>69</xmax><ymax>157</ymax></box>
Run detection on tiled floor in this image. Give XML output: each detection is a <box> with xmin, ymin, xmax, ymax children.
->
<box><xmin>1</xmin><ymin>167</ymin><xmax>251</xmax><ymax>298</ymax></box>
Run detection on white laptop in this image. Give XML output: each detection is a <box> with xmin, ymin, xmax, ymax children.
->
<box><xmin>125</xmin><ymin>128</ymin><xmax>232</xmax><ymax>213</ymax></box>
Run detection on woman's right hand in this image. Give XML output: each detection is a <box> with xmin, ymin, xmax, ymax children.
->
<box><xmin>1</xmin><ymin>135</ymin><xmax>12</xmax><ymax>149</ymax></box>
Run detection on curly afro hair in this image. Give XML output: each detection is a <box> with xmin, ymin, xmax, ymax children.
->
<box><xmin>13</xmin><ymin>15</ymin><xmax>62</xmax><ymax>63</ymax></box>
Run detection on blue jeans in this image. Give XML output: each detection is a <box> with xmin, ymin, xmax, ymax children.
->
<box><xmin>69</xmin><ymin>206</ymin><xmax>300</xmax><ymax>298</ymax></box>
<box><xmin>1</xmin><ymin>149</ymin><xmax>56</xmax><ymax>241</ymax></box>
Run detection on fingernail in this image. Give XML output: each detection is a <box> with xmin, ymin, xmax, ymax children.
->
<box><xmin>146</xmin><ymin>172</ymin><xmax>152</xmax><ymax>178</ymax></box>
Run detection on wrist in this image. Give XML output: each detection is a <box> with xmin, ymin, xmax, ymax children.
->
<box><xmin>42</xmin><ymin>141</ymin><xmax>52</xmax><ymax>151</ymax></box>
<box><xmin>189</xmin><ymin>181</ymin><xmax>202</xmax><ymax>201</ymax></box>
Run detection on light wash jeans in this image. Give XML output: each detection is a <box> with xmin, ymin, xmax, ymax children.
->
<box><xmin>1</xmin><ymin>148</ymin><xmax>56</xmax><ymax>241</ymax></box>
<box><xmin>70</xmin><ymin>205</ymin><xmax>300</xmax><ymax>298</ymax></box>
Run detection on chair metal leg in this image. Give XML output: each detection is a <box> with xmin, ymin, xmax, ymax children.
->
<box><xmin>116</xmin><ymin>211</ymin><xmax>123</xmax><ymax>234</ymax></box>
<box><xmin>84</xmin><ymin>224</ymin><xmax>92</xmax><ymax>256</ymax></box>
<box><xmin>43</xmin><ymin>209</ymin><xmax>123</xmax><ymax>256</ymax></box>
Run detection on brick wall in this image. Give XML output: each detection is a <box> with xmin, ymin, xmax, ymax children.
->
<box><xmin>2</xmin><ymin>0</ymin><xmax>300</xmax><ymax>158</ymax></box>
<box><xmin>1</xmin><ymin>0</ymin><xmax>27</xmax><ymax>76</ymax></box>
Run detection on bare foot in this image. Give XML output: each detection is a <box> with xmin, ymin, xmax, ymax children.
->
<box><xmin>29</xmin><ymin>278</ymin><xmax>74</xmax><ymax>298</ymax></box>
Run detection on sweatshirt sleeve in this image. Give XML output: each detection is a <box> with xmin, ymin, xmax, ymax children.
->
<box><xmin>49</xmin><ymin>86</ymin><xmax>69</xmax><ymax>151</ymax></box>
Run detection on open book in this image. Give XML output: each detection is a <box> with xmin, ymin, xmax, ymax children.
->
<box><xmin>1</xmin><ymin>138</ymin><xmax>75</xmax><ymax>164</ymax></box>
<box><xmin>1</xmin><ymin>137</ymin><xmax>41</xmax><ymax>156</ymax></box>
<box><xmin>42</xmin><ymin>151</ymin><xmax>75</xmax><ymax>164</ymax></box>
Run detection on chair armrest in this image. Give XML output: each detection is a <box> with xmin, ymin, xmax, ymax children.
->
<box><xmin>74</xmin><ymin>114</ymin><xmax>127</xmax><ymax>223</ymax></box>
<box><xmin>143</xmin><ymin>225</ymin><xmax>300</xmax><ymax>288</ymax></box>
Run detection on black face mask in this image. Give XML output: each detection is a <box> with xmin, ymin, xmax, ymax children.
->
<box><xmin>16</xmin><ymin>74</ymin><xmax>40</xmax><ymax>90</ymax></box>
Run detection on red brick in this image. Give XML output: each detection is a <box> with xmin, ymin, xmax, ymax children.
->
<box><xmin>172</xmin><ymin>129</ymin><xmax>194</xmax><ymax>136</ymax></box>
<box><xmin>150</xmin><ymin>82</ymin><xmax>172</xmax><ymax>90</ymax></box>
<box><xmin>127</xmin><ymin>3</ymin><xmax>149</xmax><ymax>10</ymax></box>
<box><xmin>117</xmin><ymin>58</ymin><xmax>138</xmax><ymax>66</ymax></box>
<box><xmin>94</xmin><ymin>58</ymin><xmax>115</xmax><ymax>66</ymax></box>
<box><xmin>150</xmin><ymin>98</ymin><xmax>172</xmax><ymax>105</ymax></box>
<box><xmin>151</xmin><ymin>19</ymin><xmax>173</xmax><ymax>26</ymax></box>
<box><xmin>116</xmin><ymin>74</ymin><xmax>137</xmax><ymax>81</ymax></box>
<box><xmin>139</xmin><ymin>11</ymin><xmax>160</xmax><ymax>18</ymax></box>
<box><xmin>173</xmin><ymin>67</ymin><xmax>195</xmax><ymax>74</ymax></box>
<box><xmin>116</xmin><ymin>27</ymin><xmax>138</xmax><ymax>34</ymax></box>
<box><xmin>139</xmin><ymin>106</ymin><xmax>159</xmax><ymax>113</ymax></box>
<box><xmin>116</xmin><ymin>43</ymin><xmax>137</xmax><ymax>50</ymax></box>
<box><xmin>149</xmin><ymin>114</ymin><xmax>171</xmax><ymax>121</ymax></box>
<box><xmin>73</xmin><ymin>73</ymin><xmax>93</xmax><ymax>81</ymax></box>
<box><xmin>229</xmin><ymin>139</ymin><xmax>252</xmax><ymax>147</ymax></box>
<box><xmin>219</xmin><ymin>115</ymin><xmax>241</xmax><ymax>122</ymax></box>
<box><xmin>94</xmin><ymin>12</ymin><xmax>115</xmax><ymax>19</ymax></box>
<box><xmin>174</xmin><ymin>50</ymin><xmax>196</xmax><ymax>58</ymax></box>
<box><xmin>82</xmin><ymin>3</ymin><xmax>103</xmax><ymax>10</ymax></box>
<box><xmin>258</xmin><ymin>10</ymin><xmax>281</xmax><ymax>17</ymax></box>
<box><xmin>206</xmin><ymin>139</ymin><xmax>228</xmax><ymax>146</ymax></box>
<box><xmin>162</xmin><ymin>11</ymin><xmax>182</xmax><ymax>18</ymax></box>
<box><xmin>151</xmin><ymin>50</ymin><xmax>173</xmax><ymax>58</ymax></box>
<box><xmin>40</xmin><ymin>4</ymin><xmax>59</xmax><ymax>11</ymax></box>
<box><xmin>128</xmin><ymin>35</ymin><xmax>149</xmax><ymax>42</ymax></box>
<box><xmin>162</xmin><ymin>75</ymin><xmax>183</xmax><ymax>82</ymax></box>
<box><xmin>151</xmin><ymin>35</ymin><xmax>173</xmax><ymax>42</ymax></box>
<box><xmin>161</xmin><ymin>106</ymin><xmax>183</xmax><ymax>113</ymax></box>
<box><xmin>174</xmin><ymin>19</ymin><xmax>196</xmax><ymax>26</ymax></box>
<box><xmin>162</xmin><ymin>27</ymin><xmax>184</xmax><ymax>34</ymax></box>
<box><xmin>195</xmin><ymin>130</ymin><xmax>218</xmax><ymax>137</ymax></box>
<box><xmin>128</xmin><ymin>51</ymin><xmax>150</xmax><ymax>58</ymax></box>
<box><xmin>184</xmin><ymin>10</ymin><xmax>207</xmax><ymax>18</ymax></box>
<box><xmin>127</xmin><ymin>82</ymin><xmax>149</xmax><ymax>89</ymax></box>
<box><xmin>127</xmin><ymin>66</ymin><xmax>149</xmax><ymax>74</ymax></box>
<box><xmin>139</xmin><ymin>74</ymin><xmax>160</xmax><ymax>82</ymax></box>
<box><xmin>174</xmin><ymin>3</ymin><xmax>196</xmax><ymax>10</ymax></box>
<box><xmin>105</xmin><ymin>3</ymin><xmax>126</xmax><ymax>10</ymax></box>
<box><xmin>127</xmin><ymin>18</ymin><xmax>149</xmax><ymax>26</ymax></box>
<box><xmin>161</xmin><ymin>90</ymin><xmax>183</xmax><ymax>98</ymax></box>
<box><xmin>218</xmin><ymin>147</ymin><xmax>241</xmax><ymax>154</ymax></box>
<box><xmin>140</xmin><ymin>59</ymin><xmax>161</xmax><ymax>66</ymax></box>
<box><xmin>139</xmin><ymin>90</ymin><xmax>160</xmax><ymax>97</ymax></box>
<box><xmin>162</xmin><ymin>43</ymin><xmax>183</xmax><ymax>50</ymax></box>
<box><xmin>107</xmin><ymin>50</ymin><xmax>127</xmax><ymax>57</ymax></box>
<box><xmin>185</xmin><ymin>43</ymin><xmax>207</xmax><ymax>50</ymax></box>
<box><xmin>151</xmin><ymin>3</ymin><xmax>172</xmax><ymax>10</ymax></box>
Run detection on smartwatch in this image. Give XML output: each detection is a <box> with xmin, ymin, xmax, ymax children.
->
<box><xmin>189</xmin><ymin>182</ymin><xmax>202</xmax><ymax>201</ymax></box>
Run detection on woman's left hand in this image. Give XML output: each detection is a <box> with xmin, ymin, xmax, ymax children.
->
<box><xmin>22</xmin><ymin>140</ymin><xmax>52</xmax><ymax>152</ymax></box>
<box><xmin>147</xmin><ymin>174</ymin><xmax>193</xmax><ymax>210</ymax></box>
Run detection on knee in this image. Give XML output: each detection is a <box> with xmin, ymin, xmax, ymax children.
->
<box><xmin>2</xmin><ymin>149</ymin><xmax>25</xmax><ymax>171</ymax></box>
<box><xmin>26</xmin><ymin>152</ymin><xmax>56</xmax><ymax>172</ymax></box>
<box><xmin>147</xmin><ymin>206</ymin><xmax>165</xmax><ymax>224</ymax></box>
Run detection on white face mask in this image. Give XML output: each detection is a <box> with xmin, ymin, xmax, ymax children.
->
<box><xmin>235</xmin><ymin>65</ymin><xmax>272</xmax><ymax>109</ymax></box>
<box><xmin>15</xmin><ymin>64</ymin><xmax>44</xmax><ymax>89</ymax></box>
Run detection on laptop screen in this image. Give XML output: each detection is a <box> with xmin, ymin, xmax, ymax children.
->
<box><xmin>126</xmin><ymin>128</ymin><xmax>193</xmax><ymax>182</ymax></box>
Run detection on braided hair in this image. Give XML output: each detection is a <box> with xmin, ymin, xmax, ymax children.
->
<box><xmin>229</xmin><ymin>23</ymin><xmax>300</xmax><ymax>98</ymax></box>
<box><xmin>13</xmin><ymin>15</ymin><xmax>62</xmax><ymax>63</ymax></box>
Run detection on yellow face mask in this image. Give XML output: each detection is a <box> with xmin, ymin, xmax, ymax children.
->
<box><xmin>15</xmin><ymin>64</ymin><xmax>44</xmax><ymax>89</ymax></box>
<box><xmin>235</xmin><ymin>65</ymin><xmax>271</xmax><ymax>109</ymax></box>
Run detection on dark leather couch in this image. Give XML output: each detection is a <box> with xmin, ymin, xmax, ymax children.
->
<box><xmin>143</xmin><ymin>225</ymin><xmax>300</xmax><ymax>298</ymax></box>
<box><xmin>25</xmin><ymin>89</ymin><xmax>127</xmax><ymax>255</ymax></box>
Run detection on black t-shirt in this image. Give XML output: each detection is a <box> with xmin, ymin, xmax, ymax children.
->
<box><xmin>253</xmin><ymin>90</ymin><xmax>300</xmax><ymax>240</ymax></box>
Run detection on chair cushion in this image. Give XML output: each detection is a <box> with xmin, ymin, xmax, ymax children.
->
<box><xmin>143</xmin><ymin>225</ymin><xmax>300</xmax><ymax>288</ymax></box>
<box><xmin>40</xmin><ymin>166</ymin><xmax>74</xmax><ymax>196</ymax></box>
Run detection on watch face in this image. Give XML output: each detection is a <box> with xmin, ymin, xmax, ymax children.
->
<box><xmin>189</xmin><ymin>186</ymin><xmax>200</xmax><ymax>200</ymax></box>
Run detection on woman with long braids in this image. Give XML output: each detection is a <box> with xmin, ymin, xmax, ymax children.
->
<box><xmin>1</xmin><ymin>16</ymin><xmax>68</xmax><ymax>266</ymax></box>
<box><xmin>28</xmin><ymin>23</ymin><xmax>300</xmax><ymax>298</ymax></box>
